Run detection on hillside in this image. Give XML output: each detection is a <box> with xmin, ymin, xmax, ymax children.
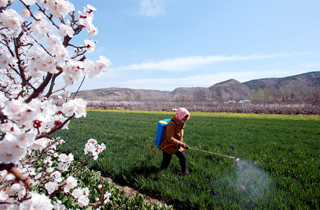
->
<box><xmin>74</xmin><ymin>71</ymin><xmax>320</xmax><ymax>103</ymax></box>
<box><xmin>75</xmin><ymin>87</ymin><xmax>171</xmax><ymax>101</ymax></box>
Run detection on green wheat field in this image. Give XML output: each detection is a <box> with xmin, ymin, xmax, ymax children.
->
<box><xmin>55</xmin><ymin>110</ymin><xmax>320</xmax><ymax>210</ymax></box>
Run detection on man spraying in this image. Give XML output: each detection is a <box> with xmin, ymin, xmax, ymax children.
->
<box><xmin>159</xmin><ymin>108</ymin><xmax>190</xmax><ymax>175</ymax></box>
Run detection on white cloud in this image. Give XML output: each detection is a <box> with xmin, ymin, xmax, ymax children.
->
<box><xmin>112</xmin><ymin>53</ymin><xmax>299</xmax><ymax>71</ymax></box>
<box><xmin>301</xmin><ymin>63</ymin><xmax>320</xmax><ymax>68</ymax></box>
<box><xmin>139</xmin><ymin>0</ymin><xmax>165</xmax><ymax>17</ymax></box>
<box><xmin>103</xmin><ymin>69</ymin><xmax>308</xmax><ymax>91</ymax></box>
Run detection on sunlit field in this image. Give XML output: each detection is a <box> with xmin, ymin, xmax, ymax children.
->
<box><xmin>55</xmin><ymin>110</ymin><xmax>320</xmax><ymax>210</ymax></box>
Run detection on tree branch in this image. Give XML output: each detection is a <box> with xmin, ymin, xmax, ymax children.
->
<box><xmin>24</xmin><ymin>72</ymin><xmax>53</xmax><ymax>103</ymax></box>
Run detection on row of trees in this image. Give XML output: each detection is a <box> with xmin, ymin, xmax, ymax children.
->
<box><xmin>86</xmin><ymin>100</ymin><xmax>320</xmax><ymax>115</ymax></box>
<box><xmin>250</xmin><ymin>85</ymin><xmax>320</xmax><ymax>105</ymax></box>
<box><xmin>81</xmin><ymin>85</ymin><xmax>320</xmax><ymax>106</ymax></box>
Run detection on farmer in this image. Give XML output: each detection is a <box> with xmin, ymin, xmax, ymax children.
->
<box><xmin>159</xmin><ymin>108</ymin><xmax>190</xmax><ymax>175</ymax></box>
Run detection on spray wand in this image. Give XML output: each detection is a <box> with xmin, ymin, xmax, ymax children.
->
<box><xmin>149</xmin><ymin>138</ymin><xmax>240</xmax><ymax>162</ymax></box>
<box><xmin>188</xmin><ymin>147</ymin><xmax>240</xmax><ymax>162</ymax></box>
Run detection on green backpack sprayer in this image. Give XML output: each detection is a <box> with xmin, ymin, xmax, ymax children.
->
<box><xmin>149</xmin><ymin>118</ymin><xmax>240</xmax><ymax>162</ymax></box>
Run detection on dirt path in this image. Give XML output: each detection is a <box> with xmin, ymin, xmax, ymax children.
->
<box><xmin>105</xmin><ymin>177</ymin><xmax>164</xmax><ymax>205</ymax></box>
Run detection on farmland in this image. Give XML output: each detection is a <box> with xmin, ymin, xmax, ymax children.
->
<box><xmin>55</xmin><ymin>111</ymin><xmax>320</xmax><ymax>209</ymax></box>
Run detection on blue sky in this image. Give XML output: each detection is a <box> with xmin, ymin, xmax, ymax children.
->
<box><xmin>14</xmin><ymin>0</ymin><xmax>320</xmax><ymax>92</ymax></box>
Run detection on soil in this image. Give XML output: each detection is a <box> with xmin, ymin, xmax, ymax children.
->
<box><xmin>105</xmin><ymin>177</ymin><xmax>165</xmax><ymax>205</ymax></box>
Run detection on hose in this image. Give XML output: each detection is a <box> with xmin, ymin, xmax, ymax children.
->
<box><xmin>148</xmin><ymin>139</ymin><xmax>175</xmax><ymax>156</ymax></box>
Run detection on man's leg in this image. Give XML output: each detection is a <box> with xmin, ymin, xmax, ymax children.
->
<box><xmin>175</xmin><ymin>150</ymin><xmax>188</xmax><ymax>174</ymax></box>
<box><xmin>161</xmin><ymin>151</ymin><xmax>172</xmax><ymax>170</ymax></box>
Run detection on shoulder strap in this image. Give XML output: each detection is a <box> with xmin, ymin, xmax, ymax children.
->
<box><xmin>170</xmin><ymin>119</ymin><xmax>177</xmax><ymax>126</ymax></box>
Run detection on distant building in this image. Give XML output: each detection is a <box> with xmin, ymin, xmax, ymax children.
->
<box><xmin>238</xmin><ymin>100</ymin><xmax>251</xmax><ymax>104</ymax></box>
<box><xmin>227</xmin><ymin>100</ymin><xmax>236</xmax><ymax>104</ymax></box>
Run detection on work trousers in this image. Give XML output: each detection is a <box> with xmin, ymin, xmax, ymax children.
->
<box><xmin>161</xmin><ymin>150</ymin><xmax>188</xmax><ymax>174</ymax></box>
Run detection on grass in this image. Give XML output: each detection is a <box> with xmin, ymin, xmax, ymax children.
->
<box><xmin>55</xmin><ymin>110</ymin><xmax>320</xmax><ymax>209</ymax></box>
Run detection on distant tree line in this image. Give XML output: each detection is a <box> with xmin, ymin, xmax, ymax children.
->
<box><xmin>250</xmin><ymin>85</ymin><xmax>320</xmax><ymax>105</ymax></box>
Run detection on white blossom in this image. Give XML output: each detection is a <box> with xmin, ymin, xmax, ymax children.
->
<box><xmin>0</xmin><ymin>8</ymin><xmax>25</xmax><ymax>37</ymax></box>
<box><xmin>58</xmin><ymin>162</ymin><xmax>70</xmax><ymax>172</ymax></box>
<box><xmin>58</xmin><ymin>24</ymin><xmax>74</xmax><ymax>38</ymax></box>
<box><xmin>16</xmin><ymin>130</ymin><xmax>37</xmax><ymax>147</ymax></box>
<box><xmin>58</xmin><ymin>153</ymin><xmax>74</xmax><ymax>163</ymax></box>
<box><xmin>53</xmin><ymin>200</ymin><xmax>67</xmax><ymax>210</ymax></box>
<box><xmin>2</xmin><ymin>100</ymin><xmax>29</xmax><ymax>122</ymax></box>
<box><xmin>31</xmin><ymin>14</ymin><xmax>52</xmax><ymax>39</ymax></box>
<box><xmin>45</xmin><ymin>182</ymin><xmax>58</xmax><ymax>194</ymax></box>
<box><xmin>77</xmin><ymin>195</ymin><xmax>90</xmax><ymax>207</ymax></box>
<box><xmin>44</xmin><ymin>0</ymin><xmax>75</xmax><ymax>18</ymax></box>
<box><xmin>0</xmin><ymin>50</ymin><xmax>16</xmax><ymax>69</ymax></box>
<box><xmin>50</xmin><ymin>171</ymin><xmax>63</xmax><ymax>183</ymax></box>
<box><xmin>64</xmin><ymin>176</ymin><xmax>77</xmax><ymax>193</ymax></box>
<box><xmin>0</xmin><ymin>139</ymin><xmax>26</xmax><ymax>163</ymax></box>
<box><xmin>0</xmin><ymin>1</ymin><xmax>108</xmax><ymax>208</ymax></box>
<box><xmin>73</xmin><ymin>188</ymin><xmax>90</xmax><ymax>208</ymax></box>
<box><xmin>0</xmin><ymin>0</ymin><xmax>9</xmax><ymax>7</ymax></box>
<box><xmin>84</xmin><ymin>39</ymin><xmax>96</xmax><ymax>53</ymax></box>
<box><xmin>23</xmin><ymin>0</ymin><xmax>37</xmax><ymax>6</ymax></box>
<box><xmin>21</xmin><ymin>9</ymin><xmax>31</xmax><ymax>18</ymax></box>
<box><xmin>73</xmin><ymin>98</ymin><xmax>87</xmax><ymax>118</ymax></box>
<box><xmin>19</xmin><ymin>192</ymin><xmax>54</xmax><ymax>210</ymax></box>
<box><xmin>30</xmin><ymin>138</ymin><xmax>50</xmax><ymax>151</ymax></box>
<box><xmin>84</xmin><ymin>139</ymin><xmax>106</xmax><ymax>160</ymax></box>
<box><xmin>10</xmin><ymin>182</ymin><xmax>26</xmax><ymax>199</ymax></box>
<box><xmin>0</xmin><ymin>191</ymin><xmax>9</xmax><ymax>202</ymax></box>
<box><xmin>104</xmin><ymin>192</ymin><xmax>111</xmax><ymax>204</ymax></box>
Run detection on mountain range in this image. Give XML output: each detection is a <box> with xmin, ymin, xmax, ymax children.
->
<box><xmin>74</xmin><ymin>71</ymin><xmax>320</xmax><ymax>103</ymax></box>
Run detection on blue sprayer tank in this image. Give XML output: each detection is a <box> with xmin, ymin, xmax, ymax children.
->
<box><xmin>155</xmin><ymin>119</ymin><xmax>171</xmax><ymax>146</ymax></box>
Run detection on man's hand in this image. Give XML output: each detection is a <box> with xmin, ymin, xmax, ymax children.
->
<box><xmin>178</xmin><ymin>142</ymin><xmax>190</xmax><ymax>149</ymax></box>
